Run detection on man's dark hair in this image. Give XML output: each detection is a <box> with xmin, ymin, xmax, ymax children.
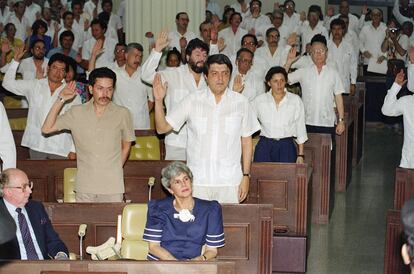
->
<box><xmin>30</xmin><ymin>39</ymin><xmax>46</xmax><ymax>51</ymax></box>
<box><xmin>330</xmin><ymin>18</ymin><xmax>346</xmax><ymax>30</ymax></box>
<box><xmin>229</xmin><ymin>12</ymin><xmax>242</xmax><ymax>23</ymax></box>
<box><xmin>338</xmin><ymin>14</ymin><xmax>349</xmax><ymax>21</ymax></box>
<box><xmin>71</xmin><ymin>0</ymin><xmax>83</xmax><ymax>10</ymax></box>
<box><xmin>199</xmin><ymin>21</ymin><xmax>210</xmax><ymax>32</ymax></box>
<box><xmin>250</xmin><ymin>0</ymin><xmax>262</xmax><ymax>8</ymax></box>
<box><xmin>283</xmin><ymin>0</ymin><xmax>295</xmax><ymax>7</ymax></box>
<box><xmin>31</xmin><ymin>19</ymin><xmax>48</xmax><ymax>35</ymax></box>
<box><xmin>62</xmin><ymin>11</ymin><xmax>74</xmax><ymax>20</ymax></box>
<box><xmin>101</xmin><ymin>0</ymin><xmax>113</xmax><ymax>8</ymax></box>
<box><xmin>4</xmin><ymin>23</ymin><xmax>15</xmax><ymax>33</ymax></box>
<box><xmin>185</xmin><ymin>38</ymin><xmax>209</xmax><ymax>57</ymax></box>
<box><xmin>126</xmin><ymin>42</ymin><xmax>143</xmax><ymax>53</ymax></box>
<box><xmin>205</xmin><ymin>54</ymin><xmax>233</xmax><ymax>76</ymax></box>
<box><xmin>48</xmin><ymin>53</ymin><xmax>69</xmax><ymax>72</ymax></box>
<box><xmin>241</xmin><ymin>33</ymin><xmax>258</xmax><ymax>46</ymax></box>
<box><xmin>311</xmin><ymin>34</ymin><xmax>327</xmax><ymax>46</ymax></box>
<box><xmin>308</xmin><ymin>5</ymin><xmax>323</xmax><ymax>21</ymax></box>
<box><xmin>176</xmin><ymin>12</ymin><xmax>188</xmax><ymax>20</ymax></box>
<box><xmin>167</xmin><ymin>47</ymin><xmax>181</xmax><ymax>63</ymax></box>
<box><xmin>59</xmin><ymin>30</ymin><xmax>75</xmax><ymax>45</ymax></box>
<box><xmin>89</xmin><ymin>67</ymin><xmax>117</xmax><ymax>87</ymax></box>
<box><xmin>90</xmin><ymin>18</ymin><xmax>107</xmax><ymax>31</ymax></box>
<box><xmin>265</xmin><ymin>27</ymin><xmax>279</xmax><ymax>38</ymax></box>
<box><xmin>98</xmin><ymin>11</ymin><xmax>111</xmax><ymax>25</ymax></box>
<box><xmin>236</xmin><ymin>47</ymin><xmax>254</xmax><ymax>59</ymax></box>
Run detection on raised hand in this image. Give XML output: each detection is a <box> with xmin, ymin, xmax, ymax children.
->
<box><xmin>361</xmin><ymin>5</ymin><xmax>368</xmax><ymax>15</ymax></box>
<box><xmin>210</xmin><ymin>26</ymin><xmax>218</xmax><ymax>43</ymax></box>
<box><xmin>153</xmin><ymin>73</ymin><xmax>167</xmax><ymax>102</ymax></box>
<box><xmin>92</xmin><ymin>39</ymin><xmax>104</xmax><ymax>57</ymax></box>
<box><xmin>232</xmin><ymin>74</ymin><xmax>244</xmax><ymax>93</ymax></box>
<box><xmin>377</xmin><ymin>55</ymin><xmax>386</xmax><ymax>64</ymax></box>
<box><xmin>84</xmin><ymin>19</ymin><xmax>90</xmax><ymax>31</ymax></box>
<box><xmin>287</xmin><ymin>33</ymin><xmax>297</xmax><ymax>46</ymax></box>
<box><xmin>287</xmin><ymin>47</ymin><xmax>297</xmax><ymax>61</ymax></box>
<box><xmin>327</xmin><ymin>6</ymin><xmax>335</xmax><ymax>17</ymax></box>
<box><xmin>179</xmin><ymin>36</ymin><xmax>187</xmax><ymax>50</ymax></box>
<box><xmin>395</xmin><ymin>69</ymin><xmax>407</xmax><ymax>86</ymax></box>
<box><xmin>155</xmin><ymin>31</ymin><xmax>169</xmax><ymax>52</ymax></box>
<box><xmin>13</xmin><ymin>46</ymin><xmax>26</xmax><ymax>62</ymax></box>
<box><xmin>300</xmin><ymin>11</ymin><xmax>306</xmax><ymax>22</ymax></box>
<box><xmin>1</xmin><ymin>40</ymin><xmax>11</xmax><ymax>54</ymax></box>
<box><xmin>218</xmin><ymin>37</ymin><xmax>226</xmax><ymax>52</ymax></box>
<box><xmin>274</xmin><ymin>2</ymin><xmax>280</xmax><ymax>10</ymax></box>
<box><xmin>59</xmin><ymin>81</ymin><xmax>77</xmax><ymax>102</ymax></box>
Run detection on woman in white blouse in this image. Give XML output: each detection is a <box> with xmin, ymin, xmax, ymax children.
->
<box><xmin>252</xmin><ymin>66</ymin><xmax>307</xmax><ymax>163</ymax></box>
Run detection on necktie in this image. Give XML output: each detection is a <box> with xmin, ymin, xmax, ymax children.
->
<box><xmin>16</xmin><ymin>208</ymin><xmax>39</xmax><ymax>260</ymax></box>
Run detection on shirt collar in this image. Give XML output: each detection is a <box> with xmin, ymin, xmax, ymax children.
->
<box><xmin>3</xmin><ymin>198</ymin><xmax>23</xmax><ymax>216</ymax></box>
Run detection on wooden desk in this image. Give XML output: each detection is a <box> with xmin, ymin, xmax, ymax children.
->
<box><xmin>0</xmin><ymin>260</ymin><xmax>236</xmax><ymax>274</ymax></box>
<box><xmin>335</xmin><ymin>109</ymin><xmax>354</xmax><ymax>192</ymax></box>
<box><xmin>384</xmin><ymin>209</ymin><xmax>410</xmax><ymax>274</ymax></box>
<box><xmin>304</xmin><ymin>133</ymin><xmax>333</xmax><ymax>224</ymax></box>
<box><xmin>42</xmin><ymin>203</ymin><xmax>272</xmax><ymax>274</ymax></box>
<box><xmin>394</xmin><ymin>167</ymin><xmax>414</xmax><ymax>210</ymax></box>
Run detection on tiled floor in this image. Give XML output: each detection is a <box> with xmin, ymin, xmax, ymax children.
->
<box><xmin>276</xmin><ymin>127</ymin><xmax>403</xmax><ymax>274</ymax></box>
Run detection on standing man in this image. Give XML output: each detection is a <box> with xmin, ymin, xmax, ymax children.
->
<box><xmin>42</xmin><ymin>67</ymin><xmax>135</xmax><ymax>203</ymax></box>
<box><xmin>153</xmin><ymin>54</ymin><xmax>260</xmax><ymax>204</ymax></box>
<box><xmin>286</xmin><ymin>34</ymin><xmax>345</xmax><ymax>137</ymax></box>
<box><xmin>3</xmin><ymin>50</ymin><xmax>81</xmax><ymax>160</ymax></box>
<box><xmin>229</xmin><ymin>48</ymin><xmax>265</xmax><ymax>101</ymax></box>
<box><xmin>168</xmin><ymin>12</ymin><xmax>197</xmax><ymax>54</ymax></box>
<box><xmin>141</xmin><ymin>33</ymin><xmax>210</xmax><ymax>160</ymax></box>
<box><xmin>327</xmin><ymin>19</ymin><xmax>357</xmax><ymax>95</ymax></box>
<box><xmin>241</xmin><ymin>0</ymin><xmax>271</xmax><ymax>39</ymax></box>
<box><xmin>218</xmin><ymin>12</ymin><xmax>247</xmax><ymax>58</ymax></box>
<box><xmin>112</xmin><ymin>43</ymin><xmax>154</xmax><ymax>130</ymax></box>
<box><xmin>81</xmin><ymin>18</ymin><xmax>117</xmax><ymax>69</ymax></box>
<box><xmin>0</xmin><ymin>103</ymin><xmax>15</xmax><ymax>171</ymax></box>
<box><xmin>0</xmin><ymin>168</ymin><xmax>68</xmax><ymax>259</ymax></box>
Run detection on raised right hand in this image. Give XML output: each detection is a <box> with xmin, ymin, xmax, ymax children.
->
<box><xmin>59</xmin><ymin>81</ymin><xmax>77</xmax><ymax>102</ymax></box>
<box><xmin>92</xmin><ymin>39</ymin><xmax>104</xmax><ymax>57</ymax></box>
<box><xmin>155</xmin><ymin>31</ymin><xmax>169</xmax><ymax>52</ymax></box>
<box><xmin>13</xmin><ymin>46</ymin><xmax>26</xmax><ymax>62</ymax></box>
<box><xmin>153</xmin><ymin>73</ymin><xmax>168</xmax><ymax>101</ymax></box>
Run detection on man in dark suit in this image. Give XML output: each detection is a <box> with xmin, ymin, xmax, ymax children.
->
<box><xmin>0</xmin><ymin>168</ymin><xmax>68</xmax><ymax>260</ymax></box>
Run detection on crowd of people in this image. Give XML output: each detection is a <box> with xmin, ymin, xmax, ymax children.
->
<box><xmin>0</xmin><ymin>0</ymin><xmax>414</xmax><ymax>263</ymax></box>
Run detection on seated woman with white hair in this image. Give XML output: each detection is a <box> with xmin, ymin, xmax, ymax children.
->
<box><xmin>143</xmin><ymin>161</ymin><xmax>225</xmax><ymax>261</ymax></box>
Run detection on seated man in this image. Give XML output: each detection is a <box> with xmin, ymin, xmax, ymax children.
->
<box><xmin>143</xmin><ymin>161</ymin><xmax>225</xmax><ymax>260</ymax></box>
<box><xmin>0</xmin><ymin>168</ymin><xmax>68</xmax><ymax>259</ymax></box>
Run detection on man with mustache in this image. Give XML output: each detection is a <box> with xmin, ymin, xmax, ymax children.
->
<box><xmin>111</xmin><ymin>43</ymin><xmax>154</xmax><ymax>130</ymax></box>
<box><xmin>141</xmin><ymin>33</ymin><xmax>210</xmax><ymax>160</ymax></box>
<box><xmin>41</xmin><ymin>67</ymin><xmax>135</xmax><ymax>202</ymax></box>
<box><xmin>153</xmin><ymin>54</ymin><xmax>259</xmax><ymax>203</ymax></box>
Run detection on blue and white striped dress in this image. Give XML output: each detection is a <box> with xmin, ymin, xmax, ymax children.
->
<box><xmin>143</xmin><ymin>197</ymin><xmax>225</xmax><ymax>260</ymax></box>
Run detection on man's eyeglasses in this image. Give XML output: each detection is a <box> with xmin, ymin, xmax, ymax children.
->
<box><xmin>6</xmin><ymin>181</ymin><xmax>33</xmax><ymax>192</ymax></box>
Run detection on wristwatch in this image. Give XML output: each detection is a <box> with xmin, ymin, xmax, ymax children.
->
<box><xmin>243</xmin><ymin>173</ymin><xmax>251</xmax><ymax>178</ymax></box>
<box><xmin>338</xmin><ymin>118</ymin><xmax>345</xmax><ymax>122</ymax></box>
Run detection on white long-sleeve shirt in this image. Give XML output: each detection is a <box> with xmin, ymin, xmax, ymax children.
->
<box><xmin>0</xmin><ymin>102</ymin><xmax>16</xmax><ymax>171</ymax></box>
<box><xmin>218</xmin><ymin>27</ymin><xmax>247</xmax><ymax>58</ymax></box>
<box><xmin>229</xmin><ymin>69</ymin><xmax>265</xmax><ymax>101</ymax></box>
<box><xmin>113</xmin><ymin>66</ymin><xmax>153</xmax><ymax>130</ymax></box>
<box><xmin>252</xmin><ymin>91</ymin><xmax>308</xmax><ymax>144</ymax></box>
<box><xmin>393</xmin><ymin>0</ymin><xmax>414</xmax><ymax>26</ymax></box>
<box><xmin>326</xmin><ymin>13</ymin><xmax>365</xmax><ymax>34</ymax></box>
<box><xmin>288</xmin><ymin>64</ymin><xmax>344</xmax><ymax>127</ymax></box>
<box><xmin>382</xmin><ymin>82</ymin><xmax>414</xmax><ymax>168</ymax></box>
<box><xmin>359</xmin><ymin>22</ymin><xmax>387</xmax><ymax>65</ymax></box>
<box><xmin>240</xmin><ymin>14</ymin><xmax>271</xmax><ymax>41</ymax></box>
<box><xmin>297</xmin><ymin>21</ymin><xmax>328</xmax><ymax>54</ymax></box>
<box><xmin>2</xmin><ymin>60</ymin><xmax>81</xmax><ymax>157</ymax></box>
<box><xmin>327</xmin><ymin>39</ymin><xmax>358</xmax><ymax>94</ymax></box>
<box><xmin>254</xmin><ymin>44</ymin><xmax>291</xmax><ymax>73</ymax></box>
<box><xmin>166</xmin><ymin>88</ymin><xmax>260</xmax><ymax>186</ymax></box>
<box><xmin>141</xmin><ymin>49</ymin><xmax>207</xmax><ymax>148</ymax></box>
<box><xmin>168</xmin><ymin>30</ymin><xmax>198</xmax><ymax>52</ymax></box>
<box><xmin>282</xmin><ymin>12</ymin><xmax>301</xmax><ymax>35</ymax></box>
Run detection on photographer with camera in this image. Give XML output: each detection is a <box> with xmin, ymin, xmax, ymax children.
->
<box><xmin>381</xmin><ymin>18</ymin><xmax>409</xmax><ymax>62</ymax></box>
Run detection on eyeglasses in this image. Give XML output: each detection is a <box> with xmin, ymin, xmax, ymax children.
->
<box><xmin>115</xmin><ymin>49</ymin><xmax>125</xmax><ymax>53</ymax></box>
<box><xmin>312</xmin><ymin>49</ymin><xmax>326</xmax><ymax>55</ymax></box>
<box><xmin>243</xmin><ymin>41</ymin><xmax>256</xmax><ymax>46</ymax></box>
<box><xmin>238</xmin><ymin>58</ymin><xmax>253</xmax><ymax>65</ymax></box>
<box><xmin>6</xmin><ymin>181</ymin><xmax>33</xmax><ymax>192</ymax></box>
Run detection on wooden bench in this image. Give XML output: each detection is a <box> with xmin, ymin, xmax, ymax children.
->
<box><xmin>384</xmin><ymin>209</ymin><xmax>410</xmax><ymax>274</ymax></box>
<box><xmin>0</xmin><ymin>260</ymin><xmax>236</xmax><ymax>274</ymax></box>
<box><xmin>42</xmin><ymin>203</ymin><xmax>272</xmax><ymax>274</ymax></box>
<box><xmin>394</xmin><ymin>167</ymin><xmax>414</xmax><ymax>210</ymax></box>
<box><xmin>335</xmin><ymin>107</ymin><xmax>354</xmax><ymax>192</ymax></box>
<box><xmin>304</xmin><ymin>133</ymin><xmax>333</xmax><ymax>224</ymax></box>
<box><xmin>353</xmin><ymin>82</ymin><xmax>366</xmax><ymax>167</ymax></box>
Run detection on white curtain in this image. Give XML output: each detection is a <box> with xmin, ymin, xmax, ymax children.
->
<box><xmin>126</xmin><ymin>0</ymin><xmax>205</xmax><ymax>59</ymax></box>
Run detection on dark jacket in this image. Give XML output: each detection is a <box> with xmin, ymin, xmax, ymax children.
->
<box><xmin>0</xmin><ymin>199</ymin><xmax>68</xmax><ymax>259</ymax></box>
